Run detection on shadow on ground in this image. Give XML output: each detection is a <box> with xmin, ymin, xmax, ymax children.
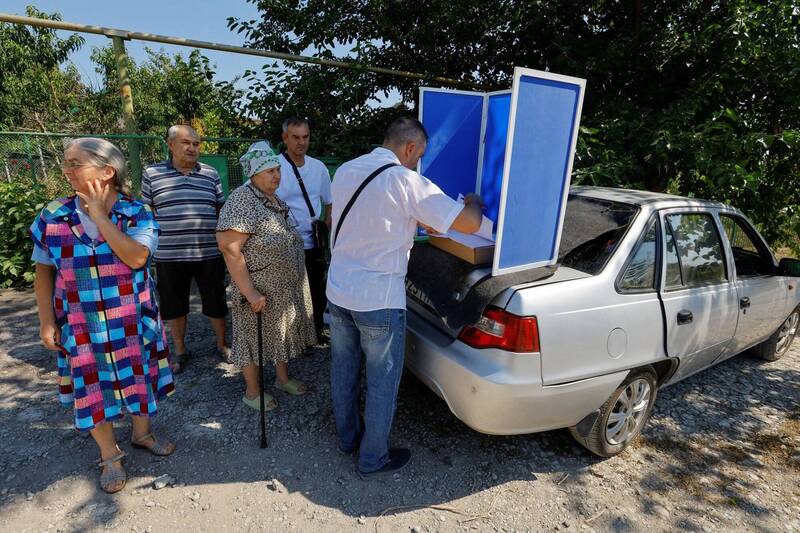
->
<box><xmin>1</xmin><ymin>287</ymin><xmax>797</xmax><ymax>532</ymax></box>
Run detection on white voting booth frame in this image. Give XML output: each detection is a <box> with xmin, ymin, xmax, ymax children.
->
<box><xmin>418</xmin><ymin>67</ymin><xmax>586</xmax><ymax>276</ymax></box>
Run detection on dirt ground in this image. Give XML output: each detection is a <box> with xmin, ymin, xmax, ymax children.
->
<box><xmin>0</xmin><ymin>287</ymin><xmax>798</xmax><ymax>533</ymax></box>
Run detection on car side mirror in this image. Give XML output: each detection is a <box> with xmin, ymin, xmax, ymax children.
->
<box><xmin>778</xmin><ymin>258</ymin><xmax>800</xmax><ymax>276</ymax></box>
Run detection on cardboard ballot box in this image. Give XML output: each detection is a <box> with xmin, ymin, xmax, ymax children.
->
<box><xmin>428</xmin><ymin>232</ymin><xmax>495</xmax><ymax>265</ymax></box>
<box><xmin>419</xmin><ymin>67</ymin><xmax>586</xmax><ymax>275</ymax></box>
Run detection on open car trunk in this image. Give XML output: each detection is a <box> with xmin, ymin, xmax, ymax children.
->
<box><xmin>405</xmin><ymin>243</ymin><xmax>556</xmax><ymax>336</ymax></box>
<box><xmin>405</xmin><ymin>193</ymin><xmax>640</xmax><ymax>338</ymax></box>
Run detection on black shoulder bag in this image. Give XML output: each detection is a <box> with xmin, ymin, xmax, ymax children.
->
<box><xmin>282</xmin><ymin>151</ymin><xmax>329</xmax><ymax>250</ymax></box>
<box><xmin>332</xmin><ymin>163</ymin><xmax>398</xmax><ymax>248</ymax></box>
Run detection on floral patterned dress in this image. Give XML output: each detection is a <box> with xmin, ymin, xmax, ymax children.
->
<box><xmin>216</xmin><ymin>184</ymin><xmax>316</xmax><ymax>367</ymax></box>
<box><xmin>29</xmin><ymin>196</ymin><xmax>175</xmax><ymax>431</ymax></box>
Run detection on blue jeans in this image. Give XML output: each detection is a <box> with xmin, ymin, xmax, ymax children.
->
<box><xmin>328</xmin><ymin>302</ymin><xmax>406</xmax><ymax>473</ymax></box>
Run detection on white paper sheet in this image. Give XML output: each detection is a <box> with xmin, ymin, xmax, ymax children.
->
<box><xmin>476</xmin><ymin>215</ymin><xmax>494</xmax><ymax>241</ymax></box>
<box><xmin>441</xmin><ymin>229</ymin><xmax>495</xmax><ymax>248</ymax></box>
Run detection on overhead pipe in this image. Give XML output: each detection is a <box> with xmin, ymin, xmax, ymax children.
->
<box><xmin>0</xmin><ymin>13</ymin><xmax>492</xmax><ymax>91</ymax></box>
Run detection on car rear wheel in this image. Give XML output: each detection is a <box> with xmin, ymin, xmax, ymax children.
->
<box><xmin>753</xmin><ymin>306</ymin><xmax>799</xmax><ymax>362</ymax></box>
<box><xmin>569</xmin><ymin>367</ymin><xmax>657</xmax><ymax>457</ymax></box>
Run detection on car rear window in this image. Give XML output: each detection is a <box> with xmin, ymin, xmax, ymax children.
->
<box><xmin>558</xmin><ymin>196</ymin><xmax>639</xmax><ymax>274</ymax></box>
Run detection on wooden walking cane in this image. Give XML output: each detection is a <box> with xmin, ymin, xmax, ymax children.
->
<box><xmin>257</xmin><ymin>311</ymin><xmax>268</xmax><ymax>449</ymax></box>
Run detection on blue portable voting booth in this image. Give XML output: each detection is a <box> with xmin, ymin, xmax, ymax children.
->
<box><xmin>417</xmin><ymin>89</ymin><xmax>483</xmax><ymax>200</ymax></box>
<box><xmin>419</xmin><ymin>67</ymin><xmax>586</xmax><ymax>276</ymax></box>
<box><xmin>478</xmin><ymin>91</ymin><xmax>511</xmax><ymax>224</ymax></box>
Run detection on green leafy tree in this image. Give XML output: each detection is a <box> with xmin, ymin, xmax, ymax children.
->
<box><xmin>230</xmin><ymin>0</ymin><xmax>800</xmax><ymax>250</ymax></box>
<box><xmin>0</xmin><ymin>6</ymin><xmax>87</xmax><ymax>132</ymax></box>
<box><xmin>90</xmin><ymin>46</ymin><xmax>247</xmax><ymax>138</ymax></box>
<box><xmin>0</xmin><ymin>180</ymin><xmax>46</xmax><ymax>287</ymax></box>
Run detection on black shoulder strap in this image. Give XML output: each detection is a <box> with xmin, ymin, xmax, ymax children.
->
<box><xmin>333</xmin><ymin>163</ymin><xmax>399</xmax><ymax>248</ymax></box>
<box><xmin>282</xmin><ymin>151</ymin><xmax>316</xmax><ymax>218</ymax></box>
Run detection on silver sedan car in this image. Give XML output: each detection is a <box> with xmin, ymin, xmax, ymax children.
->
<box><xmin>405</xmin><ymin>186</ymin><xmax>800</xmax><ymax>456</ymax></box>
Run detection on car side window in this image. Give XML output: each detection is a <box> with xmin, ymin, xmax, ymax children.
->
<box><xmin>720</xmin><ymin>215</ymin><xmax>773</xmax><ymax>277</ymax></box>
<box><xmin>619</xmin><ymin>221</ymin><xmax>657</xmax><ymax>291</ymax></box>
<box><xmin>664</xmin><ymin>222</ymin><xmax>683</xmax><ymax>289</ymax></box>
<box><xmin>664</xmin><ymin>213</ymin><xmax>727</xmax><ymax>288</ymax></box>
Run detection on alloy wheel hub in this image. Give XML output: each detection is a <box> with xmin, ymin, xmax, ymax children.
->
<box><xmin>606</xmin><ymin>378</ymin><xmax>652</xmax><ymax>446</ymax></box>
<box><xmin>776</xmin><ymin>312</ymin><xmax>799</xmax><ymax>354</ymax></box>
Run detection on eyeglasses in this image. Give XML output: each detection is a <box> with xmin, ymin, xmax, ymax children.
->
<box><xmin>60</xmin><ymin>162</ymin><xmax>93</xmax><ymax>172</ymax></box>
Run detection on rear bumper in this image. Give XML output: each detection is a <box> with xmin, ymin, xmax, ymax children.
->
<box><xmin>405</xmin><ymin>311</ymin><xmax>628</xmax><ymax>435</ymax></box>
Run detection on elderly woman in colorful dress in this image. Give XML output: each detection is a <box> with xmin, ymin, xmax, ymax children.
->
<box><xmin>31</xmin><ymin>138</ymin><xmax>175</xmax><ymax>494</ymax></box>
<box><xmin>216</xmin><ymin>143</ymin><xmax>316</xmax><ymax>412</ymax></box>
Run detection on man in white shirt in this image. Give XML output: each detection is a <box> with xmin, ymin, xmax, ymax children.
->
<box><xmin>276</xmin><ymin>117</ymin><xmax>332</xmax><ymax>339</ymax></box>
<box><xmin>327</xmin><ymin>117</ymin><xmax>482</xmax><ymax>476</ymax></box>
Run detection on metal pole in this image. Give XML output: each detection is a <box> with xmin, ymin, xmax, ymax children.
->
<box><xmin>0</xmin><ymin>12</ymin><xmax>492</xmax><ymax>91</ymax></box>
<box><xmin>110</xmin><ymin>34</ymin><xmax>143</xmax><ymax>190</ymax></box>
<box><xmin>22</xmin><ymin>134</ymin><xmax>35</xmax><ymax>181</ymax></box>
<box><xmin>0</xmin><ymin>131</ymin><xmax>164</xmax><ymax>140</ymax></box>
<box><xmin>36</xmin><ymin>142</ymin><xmax>48</xmax><ymax>183</ymax></box>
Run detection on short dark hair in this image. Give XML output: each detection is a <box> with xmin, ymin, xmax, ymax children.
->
<box><xmin>282</xmin><ymin>117</ymin><xmax>309</xmax><ymax>133</ymax></box>
<box><xmin>383</xmin><ymin>117</ymin><xmax>428</xmax><ymax>146</ymax></box>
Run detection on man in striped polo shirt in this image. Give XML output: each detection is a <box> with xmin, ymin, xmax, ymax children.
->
<box><xmin>142</xmin><ymin>125</ymin><xmax>230</xmax><ymax>372</ymax></box>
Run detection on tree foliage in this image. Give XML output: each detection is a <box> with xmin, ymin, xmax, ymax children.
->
<box><xmin>0</xmin><ymin>6</ymin><xmax>86</xmax><ymax>131</ymax></box>
<box><xmin>1</xmin><ymin>3</ymin><xmax>798</xmax><ymax>254</ymax></box>
<box><xmin>0</xmin><ymin>179</ymin><xmax>46</xmax><ymax>288</ymax></box>
<box><xmin>0</xmin><ymin>6</ymin><xmax>246</xmax><ymax>138</ymax></box>
<box><xmin>90</xmin><ymin>47</ymin><xmax>246</xmax><ymax>137</ymax></box>
<box><xmin>230</xmin><ymin>0</ymin><xmax>800</xmax><ymax>250</ymax></box>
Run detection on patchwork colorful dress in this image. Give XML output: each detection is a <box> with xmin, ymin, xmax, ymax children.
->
<box><xmin>29</xmin><ymin>195</ymin><xmax>175</xmax><ymax>431</ymax></box>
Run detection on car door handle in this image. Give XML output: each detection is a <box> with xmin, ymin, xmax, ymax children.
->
<box><xmin>677</xmin><ymin>310</ymin><xmax>693</xmax><ymax>325</ymax></box>
<box><xmin>740</xmin><ymin>297</ymin><xmax>751</xmax><ymax>309</ymax></box>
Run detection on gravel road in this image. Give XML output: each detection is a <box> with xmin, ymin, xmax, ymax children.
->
<box><xmin>0</xmin><ymin>287</ymin><xmax>798</xmax><ymax>533</ymax></box>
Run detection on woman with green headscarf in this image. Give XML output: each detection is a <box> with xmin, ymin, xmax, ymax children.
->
<box><xmin>216</xmin><ymin>142</ymin><xmax>316</xmax><ymax>411</ymax></box>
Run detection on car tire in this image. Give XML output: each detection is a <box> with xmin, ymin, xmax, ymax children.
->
<box><xmin>752</xmin><ymin>306</ymin><xmax>799</xmax><ymax>362</ymax></box>
<box><xmin>569</xmin><ymin>367</ymin><xmax>658</xmax><ymax>457</ymax></box>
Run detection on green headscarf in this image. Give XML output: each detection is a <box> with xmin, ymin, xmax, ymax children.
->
<box><xmin>239</xmin><ymin>141</ymin><xmax>280</xmax><ymax>179</ymax></box>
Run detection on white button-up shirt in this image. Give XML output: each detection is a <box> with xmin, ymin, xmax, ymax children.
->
<box><xmin>326</xmin><ymin>147</ymin><xmax>463</xmax><ymax>311</ymax></box>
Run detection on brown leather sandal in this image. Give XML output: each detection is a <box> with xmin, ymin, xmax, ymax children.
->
<box><xmin>131</xmin><ymin>432</ymin><xmax>175</xmax><ymax>456</ymax></box>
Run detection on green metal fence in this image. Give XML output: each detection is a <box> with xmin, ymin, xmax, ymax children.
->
<box><xmin>0</xmin><ymin>132</ymin><xmax>165</xmax><ymax>196</ymax></box>
<box><xmin>0</xmin><ymin>131</ymin><xmax>343</xmax><ymax>196</ymax></box>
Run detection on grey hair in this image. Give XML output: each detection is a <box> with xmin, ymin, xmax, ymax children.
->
<box><xmin>167</xmin><ymin>124</ymin><xmax>199</xmax><ymax>140</ymax></box>
<box><xmin>383</xmin><ymin>117</ymin><xmax>428</xmax><ymax>147</ymax></box>
<box><xmin>65</xmin><ymin>137</ymin><xmax>129</xmax><ymax>194</ymax></box>
<box><xmin>282</xmin><ymin>117</ymin><xmax>309</xmax><ymax>133</ymax></box>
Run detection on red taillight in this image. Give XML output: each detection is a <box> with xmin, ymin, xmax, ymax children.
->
<box><xmin>458</xmin><ymin>306</ymin><xmax>540</xmax><ymax>353</ymax></box>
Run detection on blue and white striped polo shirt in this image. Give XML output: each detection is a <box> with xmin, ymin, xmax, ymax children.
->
<box><xmin>141</xmin><ymin>159</ymin><xmax>225</xmax><ymax>262</ymax></box>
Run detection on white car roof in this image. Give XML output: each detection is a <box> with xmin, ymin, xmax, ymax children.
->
<box><xmin>570</xmin><ymin>185</ymin><xmax>731</xmax><ymax>211</ymax></box>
